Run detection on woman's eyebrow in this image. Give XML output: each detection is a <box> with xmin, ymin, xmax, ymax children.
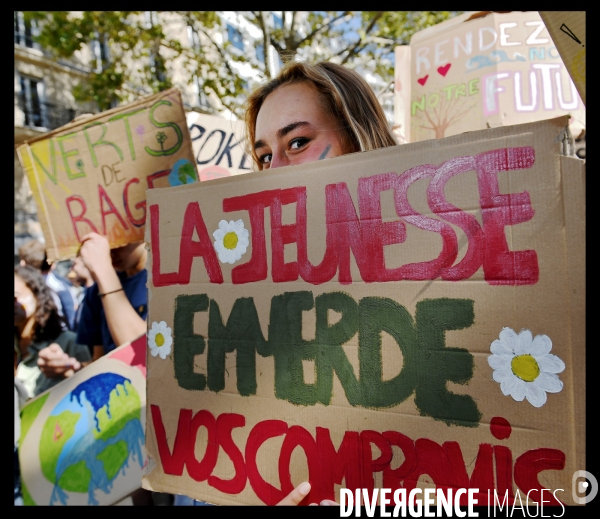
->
<box><xmin>277</xmin><ymin>121</ymin><xmax>310</xmax><ymax>139</ymax></box>
<box><xmin>254</xmin><ymin>121</ymin><xmax>311</xmax><ymax>150</ymax></box>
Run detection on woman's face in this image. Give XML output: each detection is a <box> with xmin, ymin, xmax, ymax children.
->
<box><xmin>14</xmin><ymin>274</ymin><xmax>36</xmax><ymax>323</ymax></box>
<box><xmin>254</xmin><ymin>82</ymin><xmax>347</xmax><ymax>170</ymax></box>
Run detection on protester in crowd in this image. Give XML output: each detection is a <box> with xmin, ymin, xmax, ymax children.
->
<box><xmin>14</xmin><ymin>294</ymin><xmax>30</xmax><ymax>506</ymax></box>
<box><xmin>18</xmin><ymin>240</ymin><xmax>77</xmax><ymax>331</ymax></box>
<box><xmin>74</xmin><ymin>234</ymin><xmax>148</xmax><ymax>359</ymax></box>
<box><xmin>14</xmin><ymin>265</ymin><xmax>91</xmax><ymax>397</ymax></box>
<box><xmin>67</xmin><ymin>251</ymin><xmax>95</xmax><ymax>332</ymax></box>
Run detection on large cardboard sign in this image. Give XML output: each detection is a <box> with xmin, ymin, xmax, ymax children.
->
<box><xmin>539</xmin><ymin>12</ymin><xmax>586</xmax><ymax>106</ymax></box>
<box><xmin>19</xmin><ymin>336</ymin><xmax>147</xmax><ymax>506</ymax></box>
<box><xmin>142</xmin><ymin>117</ymin><xmax>585</xmax><ymax>506</ymax></box>
<box><xmin>187</xmin><ymin>112</ymin><xmax>253</xmax><ymax>180</ymax></box>
<box><xmin>408</xmin><ymin>12</ymin><xmax>585</xmax><ymax>143</ymax></box>
<box><xmin>16</xmin><ymin>88</ymin><xmax>196</xmax><ymax>262</ymax></box>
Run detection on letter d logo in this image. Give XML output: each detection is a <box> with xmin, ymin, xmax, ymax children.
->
<box><xmin>572</xmin><ymin>470</ymin><xmax>598</xmax><ymax>504</ymax></box>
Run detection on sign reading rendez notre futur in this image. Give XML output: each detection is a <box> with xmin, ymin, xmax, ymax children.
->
<box><xmin>142</xmin><ymin>116</ymin><xmax>585</xmax><ymax>506</ymax></box>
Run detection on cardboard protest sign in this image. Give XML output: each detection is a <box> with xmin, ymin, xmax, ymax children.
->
<box><xmin>142</xmin><ymin>116</ymin><xmax>585</xmax><ymax>506</ymax></box>
<box><xmin>408</xmin><ymin>11</ymin><xmax>585</xmax><ymax>143</ymax></box>
<box><xmin>16</xmin><ymin>88</ymin><xmax>196</xmax><ymax>262</ymax></box>
<box><xmin>187</xmin><ymin>112</ymin><xmax>253</xmax><ymax>180</ymax></box>
<box><xmin>19</xmin><ymin>335</ymin><xmax>147</xmax><ymax>506</ymax></box>
<box><xmin>539</xmin><ymin>12</ymin><xmax>586</xmax><ymax>106</ymax></box>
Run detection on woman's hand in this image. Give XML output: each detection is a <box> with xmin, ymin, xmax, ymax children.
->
<box><xmin>275</xmin><ymin>482</ymin><xmax>339</xmax><ymax>506</ymax></box>
<box><xmin>38</xmin><ymin>343</ymin><xmax>81</xmax><ymax>378</ymax></box>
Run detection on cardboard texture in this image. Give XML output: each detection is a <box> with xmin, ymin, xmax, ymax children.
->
<box><xmin>16</xmin><ymin>88</ymin><xmax>196</xmax><ymax>262</ymax></box>
<box><xmin>408</xmin><ymin>11</ymin><xmax>585</xmax><ymax>143</ymax></box>
<box><xmin>142</xmin><ymin>116</ymin><xmax>585</xmax><ymax>506</ymax></box>
<box><xmin>19</xmin><ymin>336</ymin><xmax>148</xmax><ymax>506</ymax></box>
<box><xmin>539</xmin><ymin>12</ymin><xmax>586</xmax><ymax>106</ymax></box>
<box><xmin>186</xmin><ymin>112</ymin><xmax>253</xmax><ymax>180</ymax></box>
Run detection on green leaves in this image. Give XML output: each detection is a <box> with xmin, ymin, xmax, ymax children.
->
<box><xmin>27</xmin><ymin>11</ymin><xmax>461</xmax><ymax>116</ymax></box>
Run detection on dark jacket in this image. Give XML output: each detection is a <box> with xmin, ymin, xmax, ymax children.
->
<box><xmin>18</xmin><ymin>330</ymin><xmax>91</xmax><ymax>396</ymax></box>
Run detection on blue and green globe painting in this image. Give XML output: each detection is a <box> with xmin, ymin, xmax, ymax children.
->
<box><xmin>37</xmin><ymin>373</ymin><xmax>145</xmax><ymax>505</ymax></box>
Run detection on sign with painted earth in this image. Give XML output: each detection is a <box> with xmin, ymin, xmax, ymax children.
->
<box><xmin>20</xmin><ymin>351</ymin><xmax>147</xmax><ymax>506</ymax></box>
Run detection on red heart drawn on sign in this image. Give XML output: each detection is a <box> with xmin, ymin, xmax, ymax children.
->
<box><xmin>437</xmin><ymin>63</ymin><xmax>451</xmax><ymax>76</ymax></box>
<box><xmin>417</xmin><ymin>75</ymin><xmax>429</xmax><ymax>86</ymax></box>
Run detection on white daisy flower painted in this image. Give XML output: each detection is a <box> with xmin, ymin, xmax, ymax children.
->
<box><xmin>488</xmin><ymin>327</ymin><xmax>565</xmax><ymax>408</ymax></box>
<box><xmin>148</xmin><ymin>321</ymin><xmax>173</xmax><ymax>360</ymax></box>
<box><xmin>213</xmin><ymin>219</ymin><xmax>249</xmax><ymax>264</ymax></box>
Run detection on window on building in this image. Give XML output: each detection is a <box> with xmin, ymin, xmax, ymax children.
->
<box><xmin>227</xmin><ymin>24</ymin><xmax>244</xmax><ymax>52</ymax></box>
<box><xmin>19</xmin><ymin>75</ymin><xmax>45</xmax><ymax>128</ymax></box>
<box><xmin>144</xmin><ymin>11</ymin><xmax>156</xmax><ymax>29</ymax></box>
<box><xmin>150</xmin><ymin>52</ymin><xmax>167</xmax><ymax>83</ymax></box>
<box><xmin>192</xmin><ymin>76</ymin><xmax>211</xmax><ymax>110</ymax></box>
<box><xmin>14</xmin><ymin>12</ymin><xmax>38</xmax><ymax>49</ymax></box>
<box><xmin>91</xmin><ymin>33</ymin><xmax>111</xmax><ymax>72</ymax></box>
<box><xmin>187</xmin><ymin>26</ymin><xmax>201</xmax><ymax>49</ymax></box>
<box><xmin>272</xmin><ymin>13</ymin><xmax>283</xmax><ymax>30</ymax></box>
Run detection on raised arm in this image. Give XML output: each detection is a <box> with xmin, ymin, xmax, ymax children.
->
<box><xmin>79</xmin><ymin>233</ymin><xmax>147</xmax><ymax>347</ymax></box>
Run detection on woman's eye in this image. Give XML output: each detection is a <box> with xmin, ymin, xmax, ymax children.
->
<box><xmin>259</xmin><ymin>153</ymin><xmax>272</xmax><ymax>164</ymax></box>
<box><xmin>289</xmin><ymin>138</ymin><xmax>309</xmax><ymax>150</ymax></box>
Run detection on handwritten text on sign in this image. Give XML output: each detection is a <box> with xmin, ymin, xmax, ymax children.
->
<box><xmin>144</xmin><ymin>118</ymin><xmax>583</xmax><ymax>506</ymax></box>
<box><xmin>150</xmin><ymin>146</ymin><xmax>538</xmax><ymax>287</ymax></box>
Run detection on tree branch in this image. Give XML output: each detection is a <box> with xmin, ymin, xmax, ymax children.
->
<box><xmin>295</xmin><ymin>11</ymin><xmax>351</xmax><ymax>48</ymax></box>
<box><xmin>195</xmin><ymin>25</ymin><xmax>240</xmax><ymax>86</ymax></box>
<box><xmin>259</xmin><ymin>11</ymin><xmax>272</xmax><ymax>78</ymax></box>
<box><xmin>376</xmin><ymin>78</ymin><xmax>394</xmax><ymax>99</ymax></box>
<box><xmin>341</xmin><ymin>11</ymin><xmax>384</xmax><ymax>65</ymax></box>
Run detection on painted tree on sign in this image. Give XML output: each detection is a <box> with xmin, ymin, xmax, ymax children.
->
<box><xmin>415</xmin><ymin>95</ymin><xmax>478</xmax><ymax>140</ymax></box>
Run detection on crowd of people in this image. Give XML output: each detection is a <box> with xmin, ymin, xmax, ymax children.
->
<box><xmin>14</xmin><ymin>60</ymin><xmax>397</xmax><ymax>506</ymax></box>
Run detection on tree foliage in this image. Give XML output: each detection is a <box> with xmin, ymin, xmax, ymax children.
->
<box><xmin>25</xmin><ymin>11</ymin><xmax>460</xmax><ymax>116</ymax></box>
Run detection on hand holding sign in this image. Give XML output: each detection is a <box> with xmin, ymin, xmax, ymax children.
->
<box><xmin>79</xmin><ymin>232</ymin><xmax>113</xmax><ymax>281</ymax></box>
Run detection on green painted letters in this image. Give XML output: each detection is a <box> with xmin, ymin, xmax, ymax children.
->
<box><xmin>174</xmin><ymin>294</ymin><xmax>208</xmax><ymax>391</ymax></box>
<box><xmin>108</xmin><ymin>108</ymin><xmax>145</xmax><ymax>161</ymax></box>
<box><xmin>171</xmin><ymin>292</ymin><xmax>480</xmax><ymax>426</ymax></box>
<box><xmin>144</xmin><ymin>100</ymin><xmax>183</xmax><ymax>156</ymax></box>
<box><xmin>57</xmin><ymin>132</ymin><xmax>86</xmax><ymax>179</ymax></box>
<box><xmin>358</xmin><ymin>297</ymin><xmax>417</xmax><ymax>407</ymax></box>
<box><xmin>83</xmin><ymin>122</ymin><xmax>124</xmax><ymax>167</ymax></box>
<box><xmin>414</xmin><ymin>298</ymin><xmax>481</xmax><ymax>427</ymax></box>
<box><xmin>207</xmin><ymin>297</ymin><xmax>266</xmax><ymax>396</ymax></box>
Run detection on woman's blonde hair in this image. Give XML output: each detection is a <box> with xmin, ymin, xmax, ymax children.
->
<box><xmin>244</xmin><ymin>61</ymin><xmax>398</xmax><ymax>170</ymax></box>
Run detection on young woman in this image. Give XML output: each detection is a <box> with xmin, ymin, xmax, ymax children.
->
<box><xmin>244</xmin><ymin>60</ymin><xmax>397</xmax><ymax>171</ymax></box>
<box><xmin>14</xmin><ymin>265</ymin><xmax>91</xmax><ymax>397</ymax></box>
<box><xmin>251</xmin><ymin>61</ymin><xmax>398</xmax><ymax>506</ymax></box>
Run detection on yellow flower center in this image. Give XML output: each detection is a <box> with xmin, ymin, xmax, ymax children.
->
<box><xmin>223</xmin><ymin>231</ymin><xmax>238</xmax><ymax>250</ymax></box>
<box><xmin>155</xmin><ymin>333</ymin><xmax>165</xmax><ymax>347</ymax></box>
<box><xmin>511</xmin><ymin>354</ymin><xmax>540</xmax><ymax>382</ymax></box>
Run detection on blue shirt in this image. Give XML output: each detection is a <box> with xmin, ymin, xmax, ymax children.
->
<box><xmin>76</xmin><ymin>269</ymin><xmax>148</xmax><ymax>354</ymax></box>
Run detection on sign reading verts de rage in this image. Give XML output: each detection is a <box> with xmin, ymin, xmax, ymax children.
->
<box><xmin>142</xmin><ymin>116</ymin><xmax>585</xmax><ymax>506</ymax></box>
<box><xmin>17</xmin><ymin>88</ymin><xmax>196</xmax><ymax>262</ymax></box>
